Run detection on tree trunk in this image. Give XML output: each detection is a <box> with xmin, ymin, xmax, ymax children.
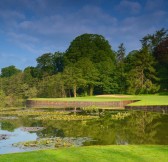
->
<box><xmin>73</xmin><ymin>84</ymin><xmax>77</xmax><ymax>98</ymax></box>
<box><xmin>61</xmin><ymin>85</ymin><xmax>66</xmax><ymax>97</ymax></box>
<box><xmin>89</xmin><ymin>84</ymin><xmax>94</xmax><ymax>96</ymax></box>
<box><xmin>141</xmin><ymin>69</ymin><xmax>144</xmax><ymax>89</ymax></box>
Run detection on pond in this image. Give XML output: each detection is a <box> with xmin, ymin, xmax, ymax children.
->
<box><xmin>0</xmin><ymin>108</ymin><xmax>168</xmax><ymax>154</ymax></box>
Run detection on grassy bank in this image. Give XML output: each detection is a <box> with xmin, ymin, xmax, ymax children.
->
<box><xmin>0</xmin><ymin>145</ymin><xmax>168</xmax><ymax>162</ymax></box>
<box><xmin>128</xmin><ymin>95</ymin><xmax>168</xmax><ymax>106</ymax></box>
<box><xmin>30</xmin><ymin>96</ymin><xmax>131</xmax><ymax>102</ymax></box>
<box><xmin>29</xmin><ymin>95</ymin><xmax>168</xmax><ymax>106</ymax></box>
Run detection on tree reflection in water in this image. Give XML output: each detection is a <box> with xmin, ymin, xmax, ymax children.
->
<box><xmin>0</xmin><ymin>110</ymin><xmax>167</xmax><ymax>145</ymax></box>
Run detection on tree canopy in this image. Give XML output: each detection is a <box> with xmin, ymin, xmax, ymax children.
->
<box><xmin>0</xmin><ymin>30</ymin><xmax>167</xmax><ymax>106</ymax></box>
<box><xmin>65</xmin><ymin>33</ymin><xmax>115</xmax><ymax>64</ymax></box>
<box><xmin>1</xmin><ymin>65</ymin><xmax>21</xmax><ymax>78</ymax></box>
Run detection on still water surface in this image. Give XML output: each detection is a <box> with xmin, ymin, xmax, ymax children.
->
<box><xmin>0</xmin><ymin>109</ymin><xmax>168</xmax><ymax>154</ymax></box>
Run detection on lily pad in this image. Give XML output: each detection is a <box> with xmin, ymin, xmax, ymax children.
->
<box><xmin>20</xmin><ymin>127</ymin><xmax>45</xmax><ymax>132</ymax></box>
<box><xmin>12</xmin><ymin>137</ymin><xmax>93</xmax><ymax>150</ymax></box>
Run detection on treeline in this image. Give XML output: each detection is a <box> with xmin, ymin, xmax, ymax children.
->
<box><xmin>0</xmin><ymin>29</ymin><xmax>168</xmax><ymax>107</ymax></box>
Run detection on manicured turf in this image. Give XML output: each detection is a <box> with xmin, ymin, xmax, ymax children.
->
<box><xmin>0</xmin><ymin>145</ymin><xmax>168</xmax><ymax>162</ymax></box>
<box><xmin>128</xmin><ymin>95</ymin><xmax>168</xmax><ymax>106</ymax></box>
<box><xmin>30</xmin><ymin>95</ymin><xmax>168</xmax><ymax>106</ymax></box>
<box><xmin>30</xmin><ymin>96</ymin><xmax>131</xmax><ymax>102</ymax></box>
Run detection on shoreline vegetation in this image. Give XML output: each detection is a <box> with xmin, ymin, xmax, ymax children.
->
<box><xmin>0</xmin><ymin>145</ymin><xmax>168</xmax><ymax>162</ymax></box>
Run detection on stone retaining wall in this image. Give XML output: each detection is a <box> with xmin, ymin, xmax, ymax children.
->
<box><xmin>125</xmin><ymin>105</ymin><xmax>168</xmax><ymax>112</ymax></box>
<box><xmin>26</xmin><ymin>100</ymin><xmax>137</xmax><ymax>108</ymax></box>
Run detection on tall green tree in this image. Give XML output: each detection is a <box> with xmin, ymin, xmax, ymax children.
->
<box><xmin>116</xmin><ymin>43</ymin><xmax>126</xmax><ymax>93</ymax></box>
<box><xmin>116</xmin><ymin>43</ymin><xmax>125</xmax><ymax>63</ymax></box>
<box><xmin>65</xmin><ymin>33</ymin><xmax>115</xmax><ymax>65</ymax></box>
<box><xmin>37</xmin><ymin>74</ymin><xmax>65</xmax><ymax>98</ymax></box>
<box><xmin>125</xmin><ymin>47</ymin><xmax>159</xmax><ymax>94</ymax></box>
<box><xmin>36</xmin><ymin>53</ymin><xmax>54</xmax><ymax>77</ymax></box>
<box><xmin>154</xmin><ymin>38</ymin><xmax>168</xmax><ymax>64</ymax></box>
<box><xmin>23</xmin><ymin>67</ymin><xmax>38</xmax><ymax>87</ymax></box>
<box><xmin>36</xmin><ymin>52</ymin><xmax>64</xmax><ymax>78</ymax></box>
<box><xmin>64</xmin><ymin>33</ymin><xmax>116</xmax><ymax>95</ymax></box>
<box><xmin>62</xmin><ymin>66</ymin><xmax>85</xmax><ymax>97</ymax></box>
<box><xmin>53</xmin><ymin>52</ymin><xmax>64</xmax><ymax>73</ymax></box>
<box><xmin>153</xmin><ymin>37</ymin><xmax>168</xmax><ymax>91</ymax></box>
<box><xmin>1</xmin><ymin>65</ymin><xmax>21</xmax><ymax>78</ymax></box>
<box><xmin>141</xmin><ymin>28</ymin><xmax>168</xmax><ymax>92</ymax></box>
<box><xmin>76</xmin><ymin>58</ymin><xmax>100</xmax><ymax>96</ymax></box>
<box><xmin>141</xmin><ymin>28</ymin><xmax>168</xmax><ymax>53</ymax></box>
<box><xmin>97</xmin><ymin>59</ymin><xmax>116</xmax><ymax>94</ymax></box>
<box><xmin>0</xmin><ymin>90</ymin><xmax>6</xmax><ymax>108</ymax></box>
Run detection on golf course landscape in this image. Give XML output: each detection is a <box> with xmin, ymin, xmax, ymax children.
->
<box><xmin>0</xmin><ymin>1</ymin><xmax>168</xmax><ymax>161</ymax></box>
<box><xmin>0</xmin><ymin>95</ymin><xmax>168</xmax><ymax>161</ymax></box>
<box><xmin>0</xmin><ymin>145</ymin><xmax>168</xmax><ymax>162</ymax></box>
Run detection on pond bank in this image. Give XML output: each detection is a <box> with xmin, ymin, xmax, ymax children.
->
<box><xmin>125</xmin><ymin>105</ymin><xmax>168</xmax><ymax>112</ymax></box>
<box><xmin>26</xmin><ymin>100</ymin><xmax>137</xmax><ymax>109</ymax></box>
<box><xmin>26</xmin><ymin>95</ymin><xmax>168</xmax><ymax>111</ymax></box>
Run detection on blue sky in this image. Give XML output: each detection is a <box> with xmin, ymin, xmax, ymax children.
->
<box><xmin>0</xmin><ymin>0</ymin><xmax>168</xmax><ymax>70</ymax></box>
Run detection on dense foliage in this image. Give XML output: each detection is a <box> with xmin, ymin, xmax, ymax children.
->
<box><xmin>0</xmin><ymin>30</ymin><xmax>167</xmax><ymax>107</ymax></box>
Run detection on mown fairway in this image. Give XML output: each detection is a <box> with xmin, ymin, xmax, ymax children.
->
<box><xmin>0</xmin><ymin>145</ymin><xmax>168</xmax><ymax>162</ymax></box>
<box><xmin>30</xmin><ymin>94</ymin><xmax>168</xmax><ymax>105</ymax></box>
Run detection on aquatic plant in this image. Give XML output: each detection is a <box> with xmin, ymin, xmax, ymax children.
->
<box><xmin>81</xmin><ymin>105</ymin><xmax>99</xmax><ymax>113</ymax></box>
<box><xmin>13</xmin><ymin>137</ymin><xmax>92</xmax><ymax>149</ymax></box>
<box><xmin>111</xmin><ymin>112</ymin><xmax>131</xmax><ymax>120</ymax></box>
<box><xmin>0</xmin><ymin>110</ymin><xmax>69</xmax><ymax>116</ymax></box>
<box><xmin>35</xmin><ymin>114</ymin><xmax>98</xmax><ymax>121</ymax></box>
<box><xmin>20</xmin><ymin>127</ymin><xmax>45</xmax><ymax>132</ymax></box>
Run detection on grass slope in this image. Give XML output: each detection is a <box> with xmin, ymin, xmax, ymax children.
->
<box><xmin>30</xmin><ymin>96</ymin><xmax>130</xmax><ymax>102</ymax></box>
<box><xmin>0</xmin><ymin>145</ymin><xmax>168</xmax><ymax>162</ymax></box>
<box><xmin>128</xmin><ymin>95</ymin><xmax>168</xmax><ymax>106</ymax></box>
<box><xmin>30</xmin><ymin>95</ymin><xmax>168</xmax><ymax>106</ymax></box>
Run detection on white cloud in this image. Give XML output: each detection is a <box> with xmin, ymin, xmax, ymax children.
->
<box><xmin>0</xmin><ymin>0</ymin><xmax>168</xmax><ymax>70</ymax></box>
<box><xmin>4</xmin><ymin>3</ymin><xmax>168</xmax><ymax>55</ymax></box>
<box><xmin>4</xmin><ymin>5</ymin><xmax>118</xmax><ymax>54</ymax></box>
<box><xmin>18</xmin><ymin>5</ymin><xmax>117</xmax><ymax>36</ymax></box>
<box><xmin>8</xmin><ymin>32</ymin><xmax>39</xmax><ymax>44</ymax></box>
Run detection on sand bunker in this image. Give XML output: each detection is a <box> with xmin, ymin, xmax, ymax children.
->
<box><xmin>96</xmin><ymin>94</ymin><xmax>130</xmax><ymax>98</ymax></box>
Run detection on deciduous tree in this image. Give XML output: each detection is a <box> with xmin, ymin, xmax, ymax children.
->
<box><xmin>1</xmin><ymin>65</ymin><xmax>21</xmax><ymax>78</ymax></box>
